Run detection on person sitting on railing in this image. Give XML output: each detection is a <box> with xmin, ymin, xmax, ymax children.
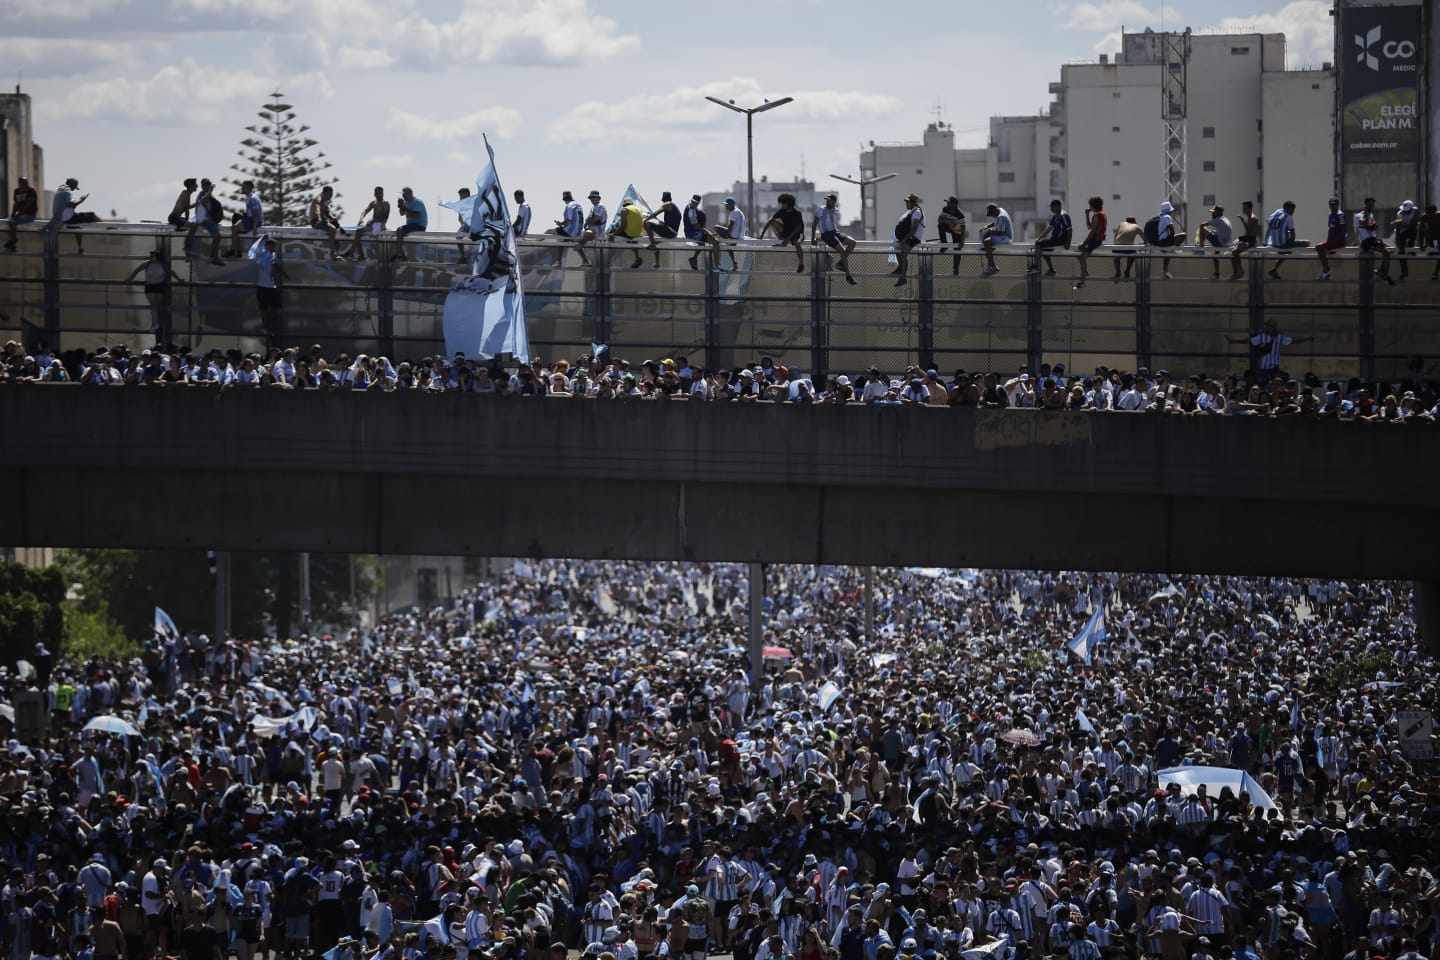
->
<box><xmin>1262</xmin><ymin>201</ymin><xmax>1310</xmax><ymax>281</ymax></box>
<box><xmin>891</xmin><ymin>193</ymin><xmax>924</xmax><ymax>286</ymax></box>
<box><xmin>758</xmin><ymin>193</ymin><xmax>805</xmax><ymax>274</ymax></box>
<box><xmin>347</xmin><ymin>187</ymin><xmax>390</xmax><ymax>262</ymax></box>
<box><xmin>309</xmin><ymin>186</ymin><xmax>347</xmax><ymax>261</ymax></box>
<box><xmin>1144</xmin><ymin>201</ymin><xmax>1182</xmax><ymax>279</ymax></box>
<box><xmin>642</xmin><ymin>192</ymin><xmax>683</xmax><ymax>269</ymax></box>
<box><xmin>1027</xmin><ymin>200</ymin><xmax>1072</xmax><ymax>278</ymax></box>
<box><xmin>394</xmin><ymin>187</ymin><xmax>427</xmax><ymax>263</ymax></box>
<box><xmin>1228</xmin><ymin>201</ymin><xmax>1260</xmax><ymax>281</ymax></box>
<box><xmin>1314</xmin><ymin>198</ymin><xmax>1347</xmax><ymax>281</ymax></box>
<box><xmin>1355</xmin><ymin>198</ymin><xmax>1396</xmax><ymax>287</ymax></box>
<box><xmin>979</xmin><ymin>204</ymin><xmax>1013</xmax><ymax>277</ymax></box>
<box><xmin>4</xmin><ymin>176</ymin><xmax>40</xmax><ymax>252</ymax></box>
<box><xmin>703</xmin><ymin>198</ymin><xmax>746</xmax><ymax>273</ymax></box>
<box><xmin>1195</xmin><ymin>205</ymin><xmax>1232</xmax><ymax>281</ymax></box>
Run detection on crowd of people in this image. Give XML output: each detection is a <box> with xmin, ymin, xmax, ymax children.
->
<box><xmin>0</xmin><ymin>562</ymin><xmax>1435</xmax><ymax>960</ymax></box>
<box><xmin>1</xmin><ymin>337</ymin><xmax>1436</xmax><ymax>423</ymax></box>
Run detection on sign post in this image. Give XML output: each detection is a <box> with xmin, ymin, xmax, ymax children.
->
<box><xmin>1396</xmin><ymin>708</ymin><xmax>1433</xmax><ymax>760</ymax></box>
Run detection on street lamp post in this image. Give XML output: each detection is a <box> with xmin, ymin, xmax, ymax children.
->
<box><xmin>705</xmin><ymin>96</ymin><xmax>795</xmax><ymax>226</ymax></box>
<box><xmin>830</xmin><ymin>172</ymin><xmax>898</xmax><ymax>240</ymax></box>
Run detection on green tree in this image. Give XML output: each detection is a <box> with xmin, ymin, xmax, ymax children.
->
<box><xmin>229</xmin><ymin>92</ymin><xmax>339</xmax><ymax>227</ymax></box>
<box><xmin>0</xmin><ymin>560</ymin><xmax>65</xmax><ymax>665</ymax></box>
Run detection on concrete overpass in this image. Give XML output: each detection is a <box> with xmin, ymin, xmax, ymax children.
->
<box><xmin>2</xmin><ymin>387</ymin><xmax>1436</xmax><ymax>575</ymax></box>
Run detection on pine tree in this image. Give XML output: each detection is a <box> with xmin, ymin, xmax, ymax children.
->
<box><xmin>229</xmin><ymin>92</ymin><xmax>339</xmax><ymax>227</ymax></box>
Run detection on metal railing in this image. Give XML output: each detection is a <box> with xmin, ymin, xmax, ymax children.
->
<box><xmin>2</xmin><ymin>222</ymin><xmax>1438</xmax><ymax>380</ymax></box>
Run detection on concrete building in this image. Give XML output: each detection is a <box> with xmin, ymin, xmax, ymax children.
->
<box><xmin>860</xmin><ymin>120</ymin><xmax>1058</xmax><ymax>242</ymax></box>
<box><xmin>0</xmin><ymin>89</ymin><xmax>45</xmax><ymax>218</ymax></box>
<box><xmin>859</xmin><ymin>29</ymin><xmax>1337</xmax><ymax>241</ymax></box>
<box><xmin>1056</xmin><ymin>30</ymin><xmax>1335</xmax><ymax>239</ymax></box>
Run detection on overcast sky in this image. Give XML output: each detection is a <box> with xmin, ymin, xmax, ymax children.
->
<box><xmin>9</xmin><ymin>0</ymin><xmax>1334</xmax><ymax>224</ymax></box>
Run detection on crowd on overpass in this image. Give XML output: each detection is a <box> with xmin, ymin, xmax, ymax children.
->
<box><xmin>1</xmin><ymin>561</ymin><xmax>1436</xmax><ymax>960</ymax></box>
<box><xmin>2</xmin><ymin>338</ymin><xmax>1437</xmax><ymax>423</ymax></box>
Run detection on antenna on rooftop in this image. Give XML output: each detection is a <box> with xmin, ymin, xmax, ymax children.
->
<box><xmin>931</xmin><ymin>102</ymin><xmax>947</xmax><ymax>127</ymax></box>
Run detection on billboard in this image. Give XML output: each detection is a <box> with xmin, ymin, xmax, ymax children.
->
<box><xmin>1340</xmin><ymin>4</ymin><xmax>1422</xmax><ymax>163</ymax></box>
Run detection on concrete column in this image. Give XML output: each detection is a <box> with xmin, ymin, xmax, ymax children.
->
<box><xmin>1415</xmin><ymin>581</ymin><xmax>1440</xmax><ymax>658</ymax></box>
<box><xmin>748</xmin><ymin>562</ymin><xmax>764</xmax><ymax>693</ymax></box>
<box><xmin>213</xmin><ymin>551</ymin><xmax>229</xmax><ymax>642</ymax></box>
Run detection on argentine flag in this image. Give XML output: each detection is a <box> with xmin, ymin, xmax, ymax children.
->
<box><xmin>1066</xmin><ymin>606</ymin><xmax>1106</xmax><ymax>665</ymax></box>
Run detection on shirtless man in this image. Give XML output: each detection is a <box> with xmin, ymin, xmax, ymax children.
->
<box><xmin>168</xmin><ymin>179</ymin><xmax>198</xmax><ymax>230</ymax></box>
<box><xmin>309</xmin><ymin>186</ymin><xmax>346</xmax><ymax>260</ymax></box>
<box><xmin>1111</xmin><ymin>216</ymin><xmax>1144</xmax><ymax>281</ymax></box>
<box><xmin>347</xmin><ymin>187</ymin><xmax>390</xmax><ymax>261</ymax></box>
<box><xmin>1229</xmin><ymin>200</ymin><xmax>1259</xmax><ymax>280</ymax></box>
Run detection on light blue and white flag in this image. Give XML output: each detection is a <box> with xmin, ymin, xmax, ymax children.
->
<box><xmin>1075</xmin><ymin>707</ymin><xmax>1096</xmax><ymax>736</ymax></box>
<box><xmin>607</xmin><ymin>184</ymin><xmax>652</xmax><ymax>233</ymax></box>
<box><xmin>154</xmin><ymin>606</ymin><xmax>179</xmax><ymax>641</ymax></box>
<box><xmin>817</xmin><ymin>681</ymin><xmax>843</xmax><ymax>714</ymax></box>
<box><xmin>441</xmin><ymin>135</ymin><xmax>529</xmax><ymax>363</ymax></box>
<box><xmin>1066</xmin><ymin>605</ymin><xmax>1107</xmax><ymax>665</ymax></box>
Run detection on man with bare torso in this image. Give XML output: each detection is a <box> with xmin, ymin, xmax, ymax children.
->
<box><xmin>347</xmin><ymin>187</ymin><xmax>390</xmax><ymax>261</ymax></box>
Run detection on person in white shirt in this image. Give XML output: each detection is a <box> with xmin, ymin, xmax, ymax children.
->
<box><xmin>227</xmin><ymin>180</ymin><xmax>264</xmax><ymax>258</ymax></box>
<box><xmin>980</xmin><ymin>204</ymin><xmax>1013</xmax><ymax>276</ymax></box>
<box><xmin>1197</xmin><ymin>205</ymin><xmax>1233</xmax><ymax>279</ymax></box>
<box><xmin>892</xmin><ymin>193</ymin><xmax>924</xmax><ymax>286</ymax></box>
<box><xmin>704</xmin><ymin>198</ymin><xmax>746</xmax><ymax>272</ymax></box>
<box><xmin>252</xmin><ymin>237</ymin><xmax>289</xmax><ymax>348</ymax></box>
<box><xmin>1354</xmin><ymin>197</ymin><xmax>1395</xmax><ymax>285</ymax></box>
<box><xmin>512</xmin><ymin>190</ymin><xmax>532</xmax><ymax>237</ymax></box>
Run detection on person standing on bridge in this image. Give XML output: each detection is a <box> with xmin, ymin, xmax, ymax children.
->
<box><xmin>1230</xmin><ymin>319</ymin><xmax>1310</xmax><ymax>385</ymax></box>
<box><xmin>252</xmin><ymin>236</ymin><xmax>290</xmax><ymax>349</ymax></box>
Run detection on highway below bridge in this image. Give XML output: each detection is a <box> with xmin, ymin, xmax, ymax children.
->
<box><xmin>2</xmin><ymin>388</ymin><xmax>1437</xmax><ymax>650</ymax></box>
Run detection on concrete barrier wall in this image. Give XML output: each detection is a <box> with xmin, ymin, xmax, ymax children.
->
<box><xmin>1</xmin><ymin>388</ymin><xmax>1436</xmax><ymax>574</ymax></box>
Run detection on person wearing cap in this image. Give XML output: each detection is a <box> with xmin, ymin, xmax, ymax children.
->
<box><xmin>5</xmin><ymin>176</ymin><xmax>40</xmax><ymax>252</ymax></box>
<box><xmin>703</xmin><ymin>197</ymin><xmax>745</xmax><ymax>272</ymax></box>
<box><xmin>609</xmin><ymin>196</ymin><xmax>647</xmax><ymax>269</ymax></box>
<box><xmin>1394</xmin><ymin>198</ymin><xmax>1419</xmax><ymax>279</ymax></box>
<box><xmin>642</xmin><ymin>192</ymin><xmax>683</xmax><ymax>268</ymax></box>
<box><xmin>1027</xmin><ymin>199</ymin><xmax>1073</xmax><ymax>278</ymax></box>
<box><xmin>44</xmin><ymin>176</ymin><xmax>89</xmax><ymax>254</ymax></box>
<box><xmin>226</xmin><ymin>179</ymin><xmax>266</xmax><ymax>259</ymax></box>
<box><xmin>142</xmin><ymin>859</ymin><xmax>173</xmax><ymax>955</ymax></box>
<box><xmin>758</xmin><ymin>192</ymin><xmax>806</xmax><ymax>274</ymax></box>
<box><xmin>579</xmin><ymin>189</ymin><xmax>608</xmax><ymax>253</ymax></box>
<box><xmin>934</xmin><ymin>197</ymin><xmax>967</xmax><ymax>276</ymax></box>
<box><xmin>1149</xmin><ymin>200</ymin><xmax>1183</xmax><ymax>279</ymax></box>
<box><xmin>978</xmin><ymin>203</ymin><xmax>1013</xmax><ymax>276</ymax></box>
<box><xmin>891</xmin><ymin>193</ymin><xmax>924</xmax><ymax>286</ymax></box>
<box><xmin>1314</xmin><ymin>197</ymin><xmax>1348</xmax><ymax>281</ymax></box>
<box><xmin>1195</xmin><ymin>204</ymin><xmax>1232</xmax><ymax>280</ymax></box>
<box><xmin>803</xmin><ymin>193</ymin><xmax>855</xmax><ymax>285</ymax></box>
<box><xmin>183</xmin><ymin>175</ymin><xmax>222</xmax><ymax>266</ymax></box>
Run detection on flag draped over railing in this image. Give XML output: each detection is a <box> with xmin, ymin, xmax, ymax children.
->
<box><xmin>440</xmin><ymin>135</ymin><xmax>530</xmax><ymax>363</ymax></box>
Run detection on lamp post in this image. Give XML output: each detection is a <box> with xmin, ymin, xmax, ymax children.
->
<box><xmin>705</xmin><ymin>96</ymin><xmax>794</xmax><ymax>226</ymax></box>
<box><xmin>829</xmin><ymin>172</ymin><xmax>898</xmax><ymax>240</ymax></box>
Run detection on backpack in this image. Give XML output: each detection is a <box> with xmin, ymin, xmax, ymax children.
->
<box><xmin>1058</xmin><ymin>213</ymin><xmax>1073</xmax><ymax>246</ymax></box>
<box><xmin>206</xmin><ymin>195</ymin><xmax>224</xmax><ymax>221</ymax></box>
<box><xmin>1142</xmin><ymin>216</ymin><xmax>1163</xmax><ymax>244</ymax></box>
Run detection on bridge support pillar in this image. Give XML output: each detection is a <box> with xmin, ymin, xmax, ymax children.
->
<box><xmin>749</xmin><ymin>562</ymin><xmax>764</xmax><ymax>693</ymax></box>
<box><xmin>1415</xmin><ymin>581</ymin><xmax>1440</xmax><ymax>658</ymax></box>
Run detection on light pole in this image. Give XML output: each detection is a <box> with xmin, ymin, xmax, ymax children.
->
<box><xmin>706</xmin><ymin>96</ymin><xmax>794</xmax><ymax>226</ymax></box>
<box><xmin>830</xmin><ymin>172</ymin><xmax>897</xmax><ymax>240</ymax></box>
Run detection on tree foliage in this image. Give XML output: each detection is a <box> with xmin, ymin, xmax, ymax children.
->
<box><xmin>54</xmin><ymin>549</ymin><xmax>375</xmax><ymax>643</ymax></box>
<box><xmin>0</xmin><ymin>561</ymin><xmax>65</xmax><ymax>665</ymax></box>
<box><xmin>229</xmin><ymin>92</ymin><xmax>338</xmax><ymax>227</ymax></box>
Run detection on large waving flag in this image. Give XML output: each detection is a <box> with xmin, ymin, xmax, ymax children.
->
<box><xmin>1066</xmin><ymin>605</ymin><xmax>1107</xmax><ymax>664</ymax></box>
<box><xmin>607</xmin><ymin>183</ymin><xmax>652</xmax><ymax>233</ymax></box>
<box><xmin>154</xmin><ymin>606</ymin><xmax>179</xmax><ymax>641</ymax></box>
<box><xmin>441</xmin><ymin>135</ymin><xmax>530</xmax><ymax>363</ymax></box>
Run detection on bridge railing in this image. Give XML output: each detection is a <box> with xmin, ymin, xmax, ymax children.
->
<box><xmin>2</xmin><ymin>222</ymin><xmax>1437</xmax><ymax>380</ymax></box>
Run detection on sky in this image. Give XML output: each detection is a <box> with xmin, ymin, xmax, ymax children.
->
<box><xmin>8</xmin><ymin>0</ymin><xmax>1337</xmax><ymax>224</ymax></box>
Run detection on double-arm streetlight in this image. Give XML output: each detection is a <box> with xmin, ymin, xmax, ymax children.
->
<box><xmin>830</xmin><ymin>172</ymin><xmax>898</xmax><ymax>240</ymax></box>
<box><xmin>705</xmin><ymin>96</ymin><xmax>795</xmax><ymax>226</ymax></box>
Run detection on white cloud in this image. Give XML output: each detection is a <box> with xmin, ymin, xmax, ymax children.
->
<box><xmin>2</xmin><ymin>37</ymin><xmax>153</xmax><ymax>78</ymax></box>
<box><xmin>1053</xmin><ymin>0</ymin><xmax>1168</xmax><ymax>32</ymax></box>
<box><xmin>46</xmin><ymin>59</ymin><xmax>267</xmax><ymax>125</ymax></box>
<box><xmin>384</xmin><ymin>107</ymin><xmax>523</xmax><ymax>142</ymax></box>
<box><xmin>1212</xmin><ymin>0</ymin><xmax>1332</xmax><ymax>66</ymax></box>
<box><xmin>546</xmin><ymin>79</ymin><xmax>903</xmax><ymax>144</ymax></box>
<box><xmin>363</xmin><ymin>154</ymin><xmax>417</xmax><ymax>171</ymax></box>
<box><xmin>5</xmin><ymin>0</ymin><xmax>126</xmax><ymax>18</ymax></box>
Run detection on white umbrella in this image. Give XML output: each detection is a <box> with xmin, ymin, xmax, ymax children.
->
<box><xmin>84</xmin><ymin>715</ymin><xmax>141</xmax><ymax>738</ymax></box>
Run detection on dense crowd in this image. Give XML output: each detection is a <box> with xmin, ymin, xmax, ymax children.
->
<box><xmin>1</xmin><ymin>339</ymin><xmax>1436</xmax><ymax>422</ymax></box>
<box><xmin>1</xmin><ymin>562</ymin><xmax>1436</xmax><ymax>960</ymax></box>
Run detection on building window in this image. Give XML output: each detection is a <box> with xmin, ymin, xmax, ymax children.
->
<box><xmin>1112</xmin><ymin>91</ymin><xmax>1121</xmax><ymax>99</ymax></box>
<box><xmin>1312</xmin><ymin>83</ymin><xmax>1321</xmax><ymax>90</ymax></box>
<box><xmin>1231</xmin><ymin>46</ymin><xmax>1250</xmax><ymax>55</ymax></box>
<box><xmin>915</xmin><ymin>169</ymin><xmax>923</xmax><ymax>175</ymax></box>
<box><xmin>998</xmin><ymin>172</ymin><xmax>1016</xmax><ymax>183</ymax></box>
<box><xmin>1203</xmin><ymin>194</ymin><xmax>1216</xmax><ymax>207</ymax></box>
<box><xmin>1112</xmin><ymin>160</ymin><xmax>1121</xmax><ymax>166</ymax></box>
<box><xmin>1112</xmin><ymin>194</ymin><xmax>1121</xmax><ymax>200</ymax></box>
<box><xmin>1202</xmin><ymin>160</ymin><xmax>1216</xmax><ymax>172</ymax></box>
<box><xmin>1202</xmin><ymin>126</ymin><xmax>1215</xmax><ymax>138</ymax></box>
<box><xmin>1257</xmin><ymin>156</ymin><xmax>1263</xmax><ymax>169</ymax></box>
<box><xmin>1112</xmin><ymin>125</ymin><xmax>1121</xmax><ymax>132</ymax></box>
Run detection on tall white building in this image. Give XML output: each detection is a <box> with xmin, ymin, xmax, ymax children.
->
<box><xmin>858</xmin><ymin>29</ymin><xmax>1336</xmax><ymax>241</ymax></box>
<box><xmin>1057</xmin><ymin>30</ymin><xmax>1335</xmax><ymax>239</ymax></box>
